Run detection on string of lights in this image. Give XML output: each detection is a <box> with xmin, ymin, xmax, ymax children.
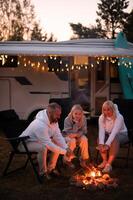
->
<box><xmin>0</xmin><ymin>55</ymin><xmax>133</xmax><ymax>72</ymax></box>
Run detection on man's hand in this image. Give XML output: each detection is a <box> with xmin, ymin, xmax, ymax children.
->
<box><xmin>65</xmin><ymin>148</ymin><xmax>75</xmax><ymax>161</ymax></box>
<box><xmin>66</xmin><ymin>148</ymin><xmax>73</xmax><ymax>157</ymax></box>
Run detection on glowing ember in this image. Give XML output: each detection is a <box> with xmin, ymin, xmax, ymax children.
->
<box><xmin>70</xmin><ymin>165</ymin><xmax>118</xmax><ymax>190</ymax></box>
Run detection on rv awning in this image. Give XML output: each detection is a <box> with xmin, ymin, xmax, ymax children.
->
<box><xmin>0</xmin><ymin>38</ymin><xmax>133</xmax><ymax>57</ymax></box>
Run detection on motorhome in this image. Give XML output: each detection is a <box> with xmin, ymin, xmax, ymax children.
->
<box><xmin>0</xmin><ymin>55</ymin><xmax>70</xmax><ymax>121</ymax></box>
<box><xmin>0</xmin><ymin>33</ymin><xmax>133</xmax><ymax>121</ymax></box>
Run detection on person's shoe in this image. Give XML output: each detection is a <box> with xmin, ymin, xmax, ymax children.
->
<box><xmin>80</xmin><ymin>159</ymin><xmax>89</xmax><ymax>169</ymax></box>
<box><xmin>102</xmin><ymin>163</ymin><xmax>112</xmax><ymax>173</ymax></box>
<box><xmin>48</xmin><ymin>169</ymin><xmax>61</xmax><ymax>177</ymax></box>
<box><xmin>39</xmin><ymin>172</ymin><xmax>52</xmax><ymax>180</ymax></box>
<box><xmin>63</xmin><ymin>159</ymin><xmax>75</xmax><ymax>169</ymax></box>
<box><xmin>98</xmin><ymin>161</ymin><xmax>107</xmax><ymax>169</ymax></box>
<box><xmin>64</xmin><ymin>153</ymin><xmax>76</xmax><ymax>162</ymax></box>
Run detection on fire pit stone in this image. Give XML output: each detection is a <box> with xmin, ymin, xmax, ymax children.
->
<box><xmin>70</xmin><ymin>165</ymin><xmax>119</xmax><ymax>190</ymax></box>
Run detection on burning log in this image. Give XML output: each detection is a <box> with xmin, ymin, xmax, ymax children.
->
<box><xmin>70</xmin><ymin>165</ymin><xmax>118</xmax><ymax>190</ymax></box>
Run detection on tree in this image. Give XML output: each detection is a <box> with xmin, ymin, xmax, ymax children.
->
<box><xmin>8</xmin><ymin>20</ymin><xmax>24</xmax><ymax>41</ymax></box>
<box><xmin>123</xmin><ymin>10</ymin><xmax>133</xmax><ymax>43</ymax></box>
<box><xmin>31</xmin><ymin>22</ymin><xmax>47</xmax><ymax>41</ymax></box>
<box><xmin>96</xmin><ymin>0</ymin><xmax>129</xmax><ymax>38</ymax></box>
<box><xmin>69</xmin><ymin>23</ymin><xmax>106</xmax><ymax>39</ymax></box>
<box><xmin>0</xmin><ymin>0</ymin><xmax>55</xmax><ymax>41</ymax></box>
<box><xmin>47</xmin><ymin>33</ymin><xmax>57</xmax><ymax>42</ymax></box>
<box><xmin>31</xmin><ymin>23</ymin><xmax>57</xmax><ymax>41</ymax></box>
<box><xmin>0</xmin><ymin>0</ymin><xmax>33</xmax><ymax>40</ymax></box>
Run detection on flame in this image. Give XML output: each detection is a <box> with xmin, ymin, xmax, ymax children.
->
<box><xmin>83</xmin><ymin>180</ymin><xmax>89</xmax><ymax>185</ymax></box>
<box><xmin>97</xmin><ymin>171</ymin><xmax>102</xmax><ymax>177</ymax></box>
<box><xmin>90</xmin><ymin>171</ymin><xmax>96</xmax><ymax>178</ymax></box>
<box><xmin>70</xmin><ymin>165</ymin><xmax>118</xmax><ymax>189</ymax></box>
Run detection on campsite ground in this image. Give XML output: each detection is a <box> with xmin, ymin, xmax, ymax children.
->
<box><xmin>0</xmin><ymin>122</ymin><xmax>133</xmax><ymax>200</ymax></box>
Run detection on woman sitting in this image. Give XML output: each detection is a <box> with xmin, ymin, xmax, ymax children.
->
<box><xmin>97</xmin><ymin>100</ymin><xmax>129</xmax><ymax>173</ymax></box>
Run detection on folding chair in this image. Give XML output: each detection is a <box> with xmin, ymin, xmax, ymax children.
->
<box><xmin>113</xmin><ymin>99</ymin><xmax>133</xmax><ymax>167</ymax></box>
<box><xmin>116</xmin><ymin>129</ymin><xmax>133</xmax><ymax>167</ymax></box>
<box><xmin>1</xmin><ymin>110</ymin><xmax>42</xmax><ymax>184</ymax></box>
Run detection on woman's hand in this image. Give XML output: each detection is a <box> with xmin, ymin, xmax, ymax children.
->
<box><xmin>96</xmin><ymin>144</ymin><xmax>109</xmax><ymax>153</ymax></box>
<box><xmin>96</xmin><ymin>144</ymin><xmax>103</xmax><ymax>151</ymax></box>
<box><xmin>103</xmin><ymin>144</ymin><xmax>109</xmax><ymax>151</ymax></box>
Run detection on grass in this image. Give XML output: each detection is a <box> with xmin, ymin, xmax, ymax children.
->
<box><xmin>0</xmin><ymin>123</ymin><xmax>133</xmax><ymax>200</ymax></box>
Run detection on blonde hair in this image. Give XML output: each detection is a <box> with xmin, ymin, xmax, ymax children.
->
<box><xmin>68</xmin><ymin>104</ymin><xmax>85</xmax><ymax>127</ymax></box>
<box><xmin>102</xmin><ymin>100</ymin><xmax>117</xmax><ymax>120</ymax></box>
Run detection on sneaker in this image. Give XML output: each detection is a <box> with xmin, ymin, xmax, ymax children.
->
<box><xmin>80</xmin><ymin>159</ymin><xmax>89</xmax><ymax>169</ymax></box>
<box><xmin>102</xmin><ymin>163</ymin><xmax>112</xmax><ymax>173</ymax></box>
<box><xmin>98</xmin><ymin>161</ymin><xmax>107</xmax><ymax>169</ymax></box>
<box><xmin>63</xmin><ymin>159</ymin><xmax>75</xmax><ymax>169</ymax></box>
<box><xmin>39</xmin><ymin>172</ymin><xmax>52</xmax><ymax>180</ymax></box>
<box><xmin>44</xmin><ymin>173</ymin><xmax>52</xmax><ymax>180</ymax></box>
<box><xmin>64</xmin><ymin>153</ymin><xmax>76</xmax><ymax>162</ymax></box>
<box><xmin>48</xmin><ymin>169</ymin><xmax>61</xmax><ymax>177</ymax></box>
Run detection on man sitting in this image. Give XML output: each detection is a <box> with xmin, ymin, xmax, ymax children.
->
<box><xmin>18</xmin><ymin>102</ymin><xmax>73</xmax><ymax>179</ymax></box>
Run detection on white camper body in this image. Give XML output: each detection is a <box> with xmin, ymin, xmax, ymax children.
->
<box><xmin>0</xmin><ymin>55</ymin><xmax>69</xmax><ymax>120</ymax></box>
<box><xmin>0</xmin><ymin>38</ymin><xmax>133</xmax><ymax>119</ymax></box>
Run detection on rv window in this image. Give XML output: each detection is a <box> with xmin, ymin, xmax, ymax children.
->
<box><xmin>47</xmin><ymin>56</ymin><xmax>70</xmax><ymax>81</ymax></box>
<box><xmin>0</xmin><ymin>55</ymin><xmax>18</xmax><ymax>68</ymax></box>
<box><xmin>110</xmin><ymin>59</ymin><xmax>119</xmax><ymax>83</ymax></box>
<box><xmin>96</xmin><ymin>60</ymin><xmax>106</xmax><ymax>81</ymax></box>
<box><xmin>47</xmin><ymin>56</ymin><xmax>61</xmax><ymax>71</ymax></box>
<box><xmin>55</xmin><ymin>71</ymin><xmax>68</xmax><ymax>81</ymax></box>
<box><xmin>15</xmin><ymin>77</ymin><xmax>32</xmax><ymax>85</ymax></box>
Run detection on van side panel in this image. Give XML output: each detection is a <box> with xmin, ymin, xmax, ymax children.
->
<box><xmin>0</xmin><ymin>57</ymin><xmax>69</xmax><ymax>120</ymax></box>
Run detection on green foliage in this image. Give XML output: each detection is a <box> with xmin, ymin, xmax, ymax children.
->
<box><xmin>124</xmin><ymin>10</ymin><xmax>133</xmax><ymax>43</ymax></box>
<box><xmin>96</xmin><ymin>0</ymin><xmax>129</xmax><ymax>38</ymax></box>
<box><xmin>31</xmin><ymin>23</ymin><xmax>56</xmax><ymax>41</ymax></box>
<box><xmin>31</xmin><ymin>22</ymin><xmax>47</xmax><ymax>41</ymax></box>
<box><xmin>70</xmin><ymin>0</ymin><xmax>130</xmax><ymax>39</ymax></box>
<box><xmin>69</xmin><ymin>23</ymin><xmax>106</xmax><ymax>39</ymax></box>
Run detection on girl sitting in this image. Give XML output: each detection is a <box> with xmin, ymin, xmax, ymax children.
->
<box><xmin>63</xmin><ymin>104</ymin><xmax>90</xmax><ymax>169</ymax></box>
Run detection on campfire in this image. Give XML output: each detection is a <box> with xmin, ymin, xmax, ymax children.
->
<box><xmin>70</xmin><ymin>164</ymin><xmax>118</xmax><ymax>190</ymax></box>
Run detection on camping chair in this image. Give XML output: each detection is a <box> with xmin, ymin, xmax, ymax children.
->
<box><xmin>113</xmin><ymin>99</ymin><xmax>133</xmax><ymax>167</ymax></box>
<box><xmin>1</xmin><ymin>110</ymin><xmax>42</xmax><ymax>184</ymax></box>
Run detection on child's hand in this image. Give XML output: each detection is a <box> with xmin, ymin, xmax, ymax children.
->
<box><xmin>68</xmin><ymin>133</ymin><xmax>79</xmax><ymax>138</ymax></box>
<box><xmin>66</xmin><ymin>148</ymin><xmax>74</xmax><ymax>157</ymax></box>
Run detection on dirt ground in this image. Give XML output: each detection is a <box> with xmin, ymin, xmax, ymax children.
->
<box><xmin>0</xmin><ymin>123</ymin><xmax>133</xmax><ymax>200</ymax></box>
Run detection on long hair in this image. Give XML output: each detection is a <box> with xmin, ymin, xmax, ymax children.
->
<box><xmin>102</xmin><ymin>100</ymin><xmax>117</xmax><ymax>121</ymax></box>
<box><xmin>68</xmin><ymin>104</ymin><xmax>85</xmax><ymax>128</ymax></box>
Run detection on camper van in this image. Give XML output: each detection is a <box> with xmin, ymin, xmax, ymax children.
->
<box><xmin>0</xmin><ymin>53</ymin><xmax>122</xmax><ymax>120</ymax></box>
<box><xmin>0</xmin><ymin>55</ymin><xmax>70</xmax><ymax>121</ymax></box>
<box><xmin>0</xmin><ymin>36</ymin><xmax>133</xmax><ymax>120</ymax></box>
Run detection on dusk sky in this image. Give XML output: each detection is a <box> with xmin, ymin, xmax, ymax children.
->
<box><xmin>32</xmin><ymin>0</ymin><xmax>133</xmax><ymax>41</ymax></box>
